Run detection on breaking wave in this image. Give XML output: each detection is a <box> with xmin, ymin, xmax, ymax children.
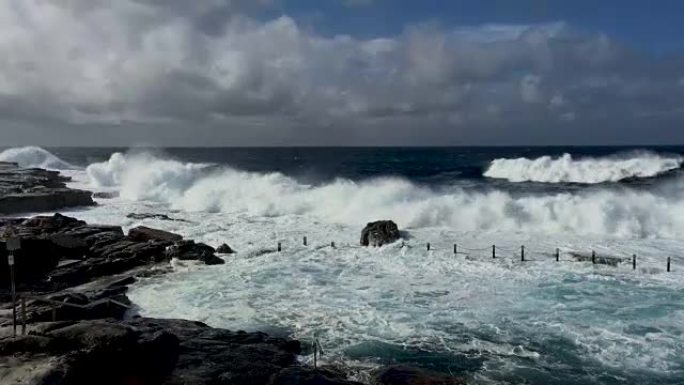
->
<box><xmin>0</xmin><ymin>146</ymin><xmax>76</xmax><ymax>170</ymax></box>
<box><xmin>483</xmin><ymin>152</ymin><xmax>682</xmax><ymax>184</ymax></box>
<box><xmin>86</xmin><ymin>151</ymin><xmax>684</xmax><ymax>239</ymax></box>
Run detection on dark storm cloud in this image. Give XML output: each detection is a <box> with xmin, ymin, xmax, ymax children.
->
<box><xmin>0</xmin><ymin>0</ymin><xmax>683</xmax><ymax>145</ymax></box>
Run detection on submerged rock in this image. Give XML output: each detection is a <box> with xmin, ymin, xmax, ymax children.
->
<box><xmin>360</xmin><ymin>220</ymin><xmax>400</xmax><ymax>247</ymax></box>
<box><xmin>216</xmin><ymin>243</ymin><xmax>235</xmax><ymax>254</ymax></box>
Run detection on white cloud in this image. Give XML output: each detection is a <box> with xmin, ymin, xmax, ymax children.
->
<box><xmin>0</xmin><ymin>0</ymin><xmax>682</xmax><ymax>144</ymax></box>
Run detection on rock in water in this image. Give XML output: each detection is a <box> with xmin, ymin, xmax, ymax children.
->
<box><xmin>216</xmin><ymin>243</ymin><xmax>235</xmax><ymax>254</ymax></box>
<box><xmin>372</xmin><ymin>365</ymin><xmax>467</xmax><ymax>385</ymax></box>
<box><xmin>360</xmin><ymin>220</ymin><xmax>400</xmax><ymax>247</ymax></box>
<box><xmin>128</xmin><ymin>226</ymin><xmax>183</xmax><ymax>243</ymax></box>
<box><xmin>165</xmin><ymin>240</ymin><xmax>225</xmax><ymax>265</ymax></box>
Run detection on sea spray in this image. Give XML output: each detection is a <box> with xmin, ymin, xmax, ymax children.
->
<box><xmin>0</xmin><ymin>146</ymin><xmax>77</xmax><ymax>170</ymax></box>
<box><xmin>85</xmin><ymin>151</ymin><xmax>684</xmax><ymax>238</ymax></box>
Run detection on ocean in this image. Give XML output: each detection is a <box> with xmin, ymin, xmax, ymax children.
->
<box><xmin>1</xmin><ymin>145</ymin><xmax>683</xmax><ymax>384</ymax></box>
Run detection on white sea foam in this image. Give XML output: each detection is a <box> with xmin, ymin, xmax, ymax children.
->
<box><xmin>84</xmin><ymin>151</ymin><xmax>684</xmax><ymax>239</ymax></box>
<box><xmin>0</xmin><ymin>146</ymin><xmax>76</xmax><ymax>170</ymax></box>
<box><xmin>483</xmin><ymin>152</ymin><xmax>683</xmax><ymax>183</ymax></box>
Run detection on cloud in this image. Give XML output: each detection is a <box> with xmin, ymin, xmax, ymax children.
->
<box><xmin>0</xmin><ymin>0</ymin><xmax>683</xmax><ymax>145</ymax></box>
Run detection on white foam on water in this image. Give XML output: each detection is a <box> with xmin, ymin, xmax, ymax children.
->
<box><xmin>484</xmin><ymin>152</ymin><xmax>683</xmax><ymax>184</ymax></box>
<box><xmin>80</xmin><ymin>151</ymin><xmax>684</xmax><ymax>239</ymax></box>
<box><xmin>11</xmin><ymin>147</ymin><xmax>684</xmax><ymax>383</ymax></box>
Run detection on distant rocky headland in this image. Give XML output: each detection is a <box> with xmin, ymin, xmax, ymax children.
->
<box><xmin>0</xmin><ymin>163</ymin><xmax>465</xmax><ymax>385</ymax></box>
<box><xmin>0</xmin><ymin>161</ymin><xmax>94</xmax><ymax>215</ymax></box>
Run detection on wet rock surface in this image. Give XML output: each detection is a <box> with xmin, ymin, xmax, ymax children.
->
<box><xmin>0</xmin><ymin>317</ymin><xmax>323</xmax><ymax>385</ymax></box>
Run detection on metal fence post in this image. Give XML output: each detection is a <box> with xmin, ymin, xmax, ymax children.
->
<box><xmin>555</xmin><ymin>248</ymin><xmax>560</xmax><ymax>262</ymax></box>
<box><xmin>521</xmin><ymin>245</ymin><xmax>525</xmax><ymax>262</ymax></box>
<box><xmin>492</xmin><ymin>245</ymin><xmax>496</xmax><ymax>259</ymax></box>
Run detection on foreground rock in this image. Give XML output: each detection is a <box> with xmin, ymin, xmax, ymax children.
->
<box><xmin>360</xmin><ymin>220</ymin><xmax>400</xmax><ymax>247</ymax></box>
<box><xmin>0</xmin><ymin>317</ymin><xmax>359</xmax><ymax>385</ymax></box>
<box><xmin>372</xmin><ymin>366</ymin><xmax>467</xmax><ymax>385</ymax></box>
<box><xmin>0</xmin><ymin>161</ymin><xmax>94</xmax><ymax>215</ymax></box>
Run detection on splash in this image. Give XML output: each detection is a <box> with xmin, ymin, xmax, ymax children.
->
<box><xmin>85</xmin><ymin>151</ymin><xmax>684</xmax><ymax>239</ymax></box>
<box><xmin>0</xmin><ymin>146</ymin><xmax>76</xmax><ymax>170</ymax></box>
<box><xmin>483</xmin><ymin>152</ymin><xmax>682</xmax><ymax>183</ymax></box>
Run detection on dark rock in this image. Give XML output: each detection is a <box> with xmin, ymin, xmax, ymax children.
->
<box><xmin>0</xmin><ymin>317</ymin><xmax>317</xmax><ymax>385</ymax></box>
<box><xmin>165</xmin><ymin>240</ymin><xmax>225</xmax><ymax>265</ymax></box>
<box><xmin>21</xmin><ymin>213</ymin><xmax>86</xmax><ymax>230</ymax></box>
<box><xmin>372</xmin><ymin>365</ymin><xmax>467</xmax><ymax>385</ymax></box>
<box><xmin>216</xmin><ymin>243</ymin><xmax>235</xmax><ymax>254</ymax></box>
<box><xmin>0</xmin><ymin>189</ymin><xmax>94</xmax><ymax>215</ymax></box>
<box><xmin>360</xmin><ymin>220</ymin><xmax>400</xmax><ymax>247</ymax></box>
<box><xmin>128</xmin><ymin>226</ymin><xmax>182</xmax><ymax>243</ymax></box>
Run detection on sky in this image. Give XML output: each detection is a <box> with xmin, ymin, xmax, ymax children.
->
<box><xmin>1</xmin><ymin>0</ymin><xmax>684</xmax><ymax>146</ymax></box>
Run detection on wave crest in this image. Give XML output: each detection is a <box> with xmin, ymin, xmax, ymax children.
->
<box><xmin>86</xmin><ymin>151</ymin><xmax>684</xmax><ymax>239</ymax></box>
<box><xmin>0</xmin><ymin>146</ymin><xmax>75</xmax><ymax>170</ymax></box>
<box><xmin>483</xmin><ymin>152</ymin><xmax>683</xmax><ymax>184</ymax></box>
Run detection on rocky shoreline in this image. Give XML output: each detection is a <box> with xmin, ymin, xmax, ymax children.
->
<box><xmin>0</xmin><ymin>164</ymin><xmax>466</xmax><ymax>384</ymax></box>
<box><xmin>0</xmin><ymin>162</ymin><xmax>94</xmax><ymax>216</ymax></box>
